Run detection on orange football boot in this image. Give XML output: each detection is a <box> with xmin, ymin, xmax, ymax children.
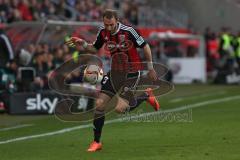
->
<box><xmin>87</xmin><ymin>141</ymin><xmax>102</xmax><ymax>152</ymax></box>
<box><xmin>145</xmin><ymin>88</ymin><xmax>160</xmax><ymax>111</ymax></box>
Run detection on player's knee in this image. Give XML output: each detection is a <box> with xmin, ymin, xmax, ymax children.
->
<box><xmin>95</xmin><ymin>99</ymin><xmax>105</xmax><ymax>110</ymax></box>
<box><xmin>115</xmin><ymin>107</ymin><xmax>125</xmax><ymax>114</ymax></box>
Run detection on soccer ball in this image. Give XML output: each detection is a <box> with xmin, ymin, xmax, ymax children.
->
<box><xmin>83</xmin><ymin>64</ymin><xmax>104</xmax><ymax>84</ymax></box>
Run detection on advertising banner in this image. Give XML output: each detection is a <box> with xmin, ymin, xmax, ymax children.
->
<box><xmin>8</xmin><ymin>91</ymin><xmax>93</xmax><ymax>115</ymax></box>
<box><xmin>169</xmin><ymin>58</ymin><xmax>206</xmax><ymax>84</ymax></box>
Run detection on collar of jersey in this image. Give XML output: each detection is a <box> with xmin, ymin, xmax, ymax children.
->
<box><xmin>111</xmin><ymin>22</ymin><xmax>121</xmax><ymax>35</ymax></box>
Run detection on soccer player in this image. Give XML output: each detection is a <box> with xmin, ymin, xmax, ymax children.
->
<box><xmin>66</xmin><ymin>9</ymin><xmax>160</xmax><ymax>152</ymax></box>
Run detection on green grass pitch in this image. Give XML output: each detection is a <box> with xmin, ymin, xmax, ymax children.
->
<box><xmin>0</xmin><ymin>85</ymin><xmax>240</xmax><ymax>160</ymax></box>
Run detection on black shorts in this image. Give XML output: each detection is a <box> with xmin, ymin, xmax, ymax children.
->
<box><xmin>100</xmin><ymin>71</ymin><xmax>141</xmax><ymax>102</ymax></box>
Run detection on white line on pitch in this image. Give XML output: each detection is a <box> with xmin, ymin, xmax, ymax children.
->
<box><xmin>0</xmin><ymin>95</ymin><xmax>240</xmax><ymax>145</ymax></box>
<box><xmin>170</xmin><ymin>91</ymin><xmax>226</xmax><ymax>103</ymax></box>
<box><xmin>0</xmin><ymin>124</ymin><xmax>34</xmax><ymax>132</ymax></box>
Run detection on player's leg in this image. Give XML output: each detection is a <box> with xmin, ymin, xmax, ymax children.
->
<box><xmin>115</xmin><ymin>71</ymin><xmax>147</xmax><ymax>112</ymax></box>
<box><xmin>128</xmin><ymin>91</ymin><xmax>149</xmax><ymax>111</ymax></box>
<box><xmin>88</xmin><ymin>72</ymin><xmax>115</xmax><ymax>152</ymax></box>
<box><xmin>129</xmin><ymin>88</ymin><xmax>160</xmax><ymax>112</ymax></box>
<box><xmin>93</xmin><ymin>93</ymin><xmax>111</xmax><ymax>142</ymax></box>
<box><xmin>114</xmin><ymin>90</ymin><xmax>148</xmax><ymax>113</ymax></box>
<box><xmin>127</xmin><ymin>71</ymin><xmax>159</xmax><ymax>111</ymax></box>
<box><xmin>88</xmin><ymin>92</ymin><xmax>111</xmax><ymax>152</ymax></box>
<box><xmin>114</xmin><ymin>89</ymin><xmax>160</xmax><ymax>114</ymax></box>
<box><xmin>117</xmin><ymin>71</ymin><xmax>160</xmax><ymax>112</ymax></box>
<box><xmin>115</xmin><ymin>96</ymin><xmax>130</xmax><ymax>113</ymax></box>
<box><xmin>115</xmin><ymin>89</ymin><xmax>159</xmax><ymax>113</ymax></box>
<box><xmin>92</xmin><ymin>72</ymin><xmax>115</xmax><ymax>143</ymax></box>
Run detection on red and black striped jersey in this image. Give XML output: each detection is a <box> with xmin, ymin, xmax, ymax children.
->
<box><xmin>93</xmin><ymin>22</ymin><xmax>146</xmax><ymax>72</ymax></box>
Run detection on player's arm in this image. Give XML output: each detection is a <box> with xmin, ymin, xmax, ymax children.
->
<box><xmin>143</xmin><ymin>43</ymin><xmax>158</xmax><ymax>81</ymax></box>
<box><xmin>129</xmin><ymin>27</ymin><xmax>158</xmax><ymax>81</ymax></box>
<box><xmin>65</xmin><ymin>37</ymin><xmax>98</xmax><ymax>53</ymax></box>
<box><xmin>65</xmin><ymin>29</ymin><xmax>104</xmax><ymax>53</ymax></box>
<box><xmin>65</xmin><ymin>37</ymin><xmax>98</xmax><ymax>54</ymax></box>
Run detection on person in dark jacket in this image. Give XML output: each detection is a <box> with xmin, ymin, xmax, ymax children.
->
<box><xmin>0</xmin><ymin>28</ymin><xmax>14</xmax><ymax>67</ymax></box>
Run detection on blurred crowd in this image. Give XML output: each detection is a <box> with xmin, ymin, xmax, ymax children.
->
<box><xmin>0</xmin><ymin>34</ymin><xmax>111</xmax><ymax>111</ymax></box>
<box><xmin>0</xmin><ymin>0</ymin><xmax>143</xmax><ymax>25</ymax></box>
<box><xmin>1</xmin><ymin>26</ymin><xmax>240</xmax><ymax>95</ymax></box>
<box><xmin>0</xmin><ymin>20</ymin><xmax>102</xmax><ymax>113</ymax></box>
<box><xmin>0</xmin><ymin>39</ymin><xmax>110</xmax><ymax>92</ymax></box>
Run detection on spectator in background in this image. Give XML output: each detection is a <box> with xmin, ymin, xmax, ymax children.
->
<box><xmin>34</xmin><ymin>43</ymin><xmax>43</xmax><ymax>55</ymax></box>
<box><xmin>7</xmin><ymin>0</ymin><xmax>21</xmax><ymax>22</ymax></box>
<box><xmin>0</xmin><ymin>59</ymin><xmax>18</xmax><ymax>112</ymax></box>
<box><xmin>31</xmin><ymin>44</ymin><xmax>53</xmax><ymax>78</ymax></box>
<box><xmin>89</xmin><ymin>5</ymin><xmax>101</xmax><ymax>21</ymax></box>
<box><xmin>129</xmin><ymin>5</ymin><xmax>138</xmax><ymax>25</ymax></box>
<box><xmin>62</xmin><ymin>44</ymin><xmax>70</xmax><ymax>55</ymax></box>
<box><xmin>55</xmin><ymin>0</ymin><xmax>70</xmax><ymax>20</ymax></box>
<box><xmin>18</xmin><ymin>43</ymin><xmax>35</xmax><ymax>66</ymax></box>
<box><xmin>66</xmin><ymin>0</ymin><xmax>77</xmax><ymax>7</ymax></box>
<box><xmin>3</xmin><ymin>60</ymin><xmax>18</xmax><ymax>93</ymax></box>
<box><xmin>8</xmin><ymin>8</ymin><xmax>22</xmax><ymax>22</ymax></box>
<box><xmin>204</xmin><ymin>27</ymin><xmax>212</xmax><ymax>57</ymax></box>
<box><xmin>164</xmin><ymin>40</ymin><xmax>182</xmax><ymax>57</ymax></box>
<box><xmin>219</xmin><ymin>27</ymin><xmax>234</xmax><ymax>59</ymax></box>
<box><xmin>0</xmin><ymin>10</ymin><xmax>7</xmax><ymax>23</ymax></box>
<box><xmin>29</xmin><ymin>0</ymin><xmax>41</xmax><ymax>20</ymax></box>
<box><xmin>207</xmin><ymin>32</ymin><xmax>220</xmax><ymax>73</ymax></box>
<box><xmin>29</xmin><ymin>51</ymin><xmax>52</xmax><ymax>91</ymax></box>
<box><xmin>233</xmin><ymin>32</ymin><xmax>240</xmax><ymax>70</ymax></box>
<box><xmin>18</xmin><ymin>0</ymin><xmax>33</xmax><ymax>21</ymax></box>
<box><xmin>30</xmin><ymin>76</ymin><xmax>45</xmax><ymax>92</ymax></box>
<box><xmin>19</xmin><ymin>48</ymin><xmax>32</xmax><ymax>66</ymax></box>
<box><xmin>0</xmin><ymin>28</ymin><xmax>14</xmax><ymax>67</ymax></box>
<box><xmin>41</xmin><ymin>0</ymin><xmax>51</xmax><ymax>17</ymax></box>
<box><xmin>120</xmin><ymin>0</ymin><xmax>139</xmax><ymax>25</ymax></box>
<box><xmin>64</xmin><ymin>52</ymin><xmax>72</xmax><ymax>61</ymax></box>
<box><xmin>218</xmin><ymin>27</ymin><xmax>236</xmax><ymax>72</ymax></box>
<box><xmin>52</xmin><ymin>46</ymin><xmax>64</xmax><ymax>68</ymax></box>
<box><xmin>0</xmin><ymin>0</ymin><xmax>10</xmax><ymax>23</ymax></box>
<box><xmin>213</xmin><ymin>27</ymin><xmax>236</xmax><ymax>84</ymax></box>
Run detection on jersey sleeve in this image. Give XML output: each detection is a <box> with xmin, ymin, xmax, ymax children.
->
<box><xmin>128</xmin><ymin>27</ymin><xmax>147</xmax><ymax>48</ymax></box>
<box><xmin>93</xmin><ymin>29</ymin><xmax>104</xmax><ymax>50</ymax></box>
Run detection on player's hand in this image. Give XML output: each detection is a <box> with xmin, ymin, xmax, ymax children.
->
<box><xmin>147</xmin><ymin>69</ymin><xmax>158</xmax><ymax>81</ymax></box>
<box><xmin>65</xmin><ymin>37</ymin><xmax>85</xmax><ymax>48</ymax></box>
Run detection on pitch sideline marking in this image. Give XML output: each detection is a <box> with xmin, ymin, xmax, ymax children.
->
<box><xmin>0</xmin><ymin>124</ymin><xmax>34</xmax><ymax>132</ymax></box>
<box><xmin>0</xmin><ymin>95</ymin><xmax>240</xmax><ymax>145</ymax></box>
<box><xmin>170</xmin><ymin>91</ymin><xmax>226</xmax><ymax>103</ymax></box>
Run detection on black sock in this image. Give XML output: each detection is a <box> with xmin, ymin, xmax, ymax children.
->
<box><xmin>93</xmin><ymin>110</ymin><xmax>105</xmax><ymax>143</ymax></box>
<box><xmin>128</xmin><ymin>92</ymin><xmax>149</xmax><ymax>111</ymax></box>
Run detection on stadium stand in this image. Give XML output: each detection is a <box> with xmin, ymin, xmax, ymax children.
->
<box><xmin>0</xmin><ymin>0</ymin><xmax>189</xmax><ymax>27</ymax></box>
<box><xmin>0</xmin><ymin>0</ymin><xmax>240</xmax><ymax>114</ymax></box>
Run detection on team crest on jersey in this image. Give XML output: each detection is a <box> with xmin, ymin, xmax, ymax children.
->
<box><xmin>104</xmin><ymin>36</ymin><xmax>108</xmax><ymax>41</ymax></box>
<box><xmin>119</xmin><ymin>34</ymin><xmax>125</xmax><ymax>42</ymax></box>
